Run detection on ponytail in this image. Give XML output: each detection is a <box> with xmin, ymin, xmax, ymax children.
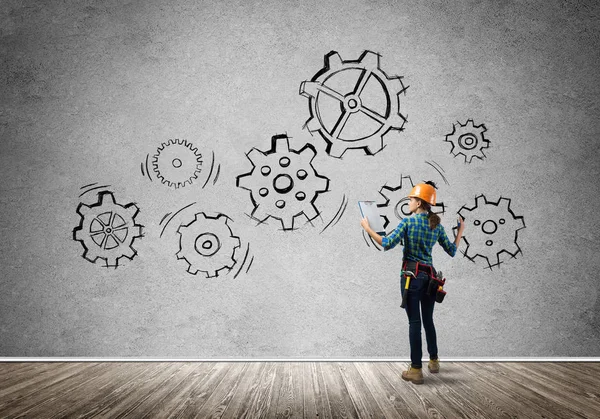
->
<box><xmin>428</xmin><ymin>210</ymin><xmax>441</xmax><ymax>230</ymax></box>
<box><xmin>420</xmin><ymin>200</ymin><xmax>440</xmax><ymax>230</ymax></box>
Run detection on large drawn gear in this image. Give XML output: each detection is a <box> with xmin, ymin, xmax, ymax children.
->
<box><xmin>176</xmin><ymin>213</ymin><xmax>241</xmax><ymax>277</ymax></box>
<box><xmin>300</xmin><ymin>50</ymin><xmax>407</xmax><ymax>158</ymax></box>
<box><xmin>456</xmin><ymin>195</ymin><xmax>525</xmax><ymax>269</ymax></box>
<box><xmin>73</xmin><ymin>191</ymin><xmax>143</xmax><ymax>268</ymax></box>
<box><xmin>377</xmin><ymin>175</ymin><xmax>446</xmax><ymax>234</ymax></box>
<box><xmin>152</xmin><ymin>139</ymin><xmax>203</xmax><ymax>188</ymax></box>
<box><xmin>444</xmin><ymin>119</ymin><xmax>490</xmax><ymax>163</ymax></box>
<box><xmin>236</xmin><ymin>134</ymin><xmax>330</xmax><ymax>230</ymax></box>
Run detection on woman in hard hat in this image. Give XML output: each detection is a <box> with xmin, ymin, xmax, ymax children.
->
<box><xmin>361</xmin><ymin>181</ymin><xmax>465</xmax><ymax>384</ymax></box>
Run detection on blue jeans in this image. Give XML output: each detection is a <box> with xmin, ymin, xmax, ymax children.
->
<box><xmin>400</xmin><ymin>271</ymin><xmax>438</xmax><ymax>368</ymax></box>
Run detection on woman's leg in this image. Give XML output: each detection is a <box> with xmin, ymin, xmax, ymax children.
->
<box><xmin>421</xmin><ymin>287</ymin><xmax>438</xmax><ymax>360</ymax></box>
<box><xmin>403</xmin><ymin>273</ymin><xmax>427</xmax><ymax>368</ymax></box>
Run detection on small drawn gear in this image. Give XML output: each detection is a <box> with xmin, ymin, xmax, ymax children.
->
<box><xmin>73</xmin><ymin>191</ymin><xmax>143</xmax><ymax>268</ymax></box>
<box><xmin>444</xmin><ymin>119</ymin><xmax>490</xmax><ymax>163</ymax></box>
<box><xmin>236</xmin><ymin>134</ymin><xmax>330</xmax><ymax>230</ymax></box>
<box><xmin>377</xmin><ymin>175</ymin><xmax>446</xmax><ymax>234</ymax></box>
<box><xmin>300</xmin><ymin>50</ymin><xmax>407</xmax><ymax>158</ymax></box>
<box><xmin>152</xmin><ymin>139</ymin><xmax>203</xmax><ymax>188</ymax></box>
<box><xmin>456</xmin><ymin>195</ymin><xmax>525</xmax><ymax>269</ymax></box>
<box><xmin>176</xmin><ymin>212</ymin><xmax>241</xmax><ymax>277</ymax></box>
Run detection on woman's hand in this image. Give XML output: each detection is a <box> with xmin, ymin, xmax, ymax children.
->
<box><xmin>361</xmin><ymin>217</ymin><xmax>371</xmax><ymax>231</ymax></box>
<box><xmin>454</xmin><ymin>215</ymin><xmax>466</xmax><ymax>248</ymax></box>
<box><xmin>361</xmin><ymin>217</ymin><xmax>383</xmax><ymax>246</ymax></box>
<box><xmin>457</xmin><ymin>216</ymin><xmax>466</xmax><ymax>233</ymax></box>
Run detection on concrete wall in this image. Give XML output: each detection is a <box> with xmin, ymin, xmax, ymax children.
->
<box><xmin>1</xmin><ymin>0</ymin><xmax>599</xmax><ymax>357</ymax></box>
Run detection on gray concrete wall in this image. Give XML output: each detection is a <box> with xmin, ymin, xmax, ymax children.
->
<box><xmin>1</xmin><ymin>0</ymin><xmax>599</xmax><ymax>357</ymax></box>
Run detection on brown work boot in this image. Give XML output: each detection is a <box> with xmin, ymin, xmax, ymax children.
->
<box><xmin>428</xmin><ymin>358</ymin><xmax>440</xmax><ymax>373</ymax></box>
<box><xmin>401</xmin><ymin>366</ymin><xmax>424</xmax><ymax>384</ymax></box>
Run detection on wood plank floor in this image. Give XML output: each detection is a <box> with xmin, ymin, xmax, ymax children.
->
<box><xmin>1</xmin><ymin>362</ymin><xmax>599</xmax><ymax>418</ymax></box>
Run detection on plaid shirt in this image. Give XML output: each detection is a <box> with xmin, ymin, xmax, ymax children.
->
<box><xmin>381</xmin><ymin>213</ymin><xmax>456</xmax><ymax>266</ymax></box>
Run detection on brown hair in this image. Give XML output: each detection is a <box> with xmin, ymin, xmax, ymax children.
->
<box><xmin>419</xmin><ymin>200</ymin><xmax>441</xmax><ymax>230</ymax></box>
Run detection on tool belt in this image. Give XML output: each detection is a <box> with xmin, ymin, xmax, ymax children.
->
<box><xmin>402</xmin><ymin>260</ymin><xmax>447</xmax><ymax>303</ymax></box>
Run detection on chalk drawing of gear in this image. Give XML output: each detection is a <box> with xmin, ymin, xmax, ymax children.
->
<box><xmin>73</xmin><ymin>191</ymin><xmax>143</xmax><ymax>268</ymax></box>
<box><xmin>444</xmin><ymin>119</ymin><xmax>490</xmax><ymax>163</ymax></box>
<box><xmin>300</xmin><ymin>50</ymin><xmax>407</xmax><ymax>158</ymax></box>
<box><xmin>377</xmin><ymin>175</ymin><xmax>446</xmax><ymax>234</ymax></box>
<box><xmin>152</xmin><ymin>139</ymin><xmax>203</xmax><ymax>188</ymax></box>
<box><xmin>236</xmin><ymin>134</ymin><xmax>330</xmax><ymax>231</ymax></box>
<box><xmin>176</xmin><ymin>213</ymin><xmax>241</xmax><ymax>277</ymax></box>
<box><xmin>457</xmin><ymin>195</ymin><xmax>525</xmax><ymax>269</ymax></box>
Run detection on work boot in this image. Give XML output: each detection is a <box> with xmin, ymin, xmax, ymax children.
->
<box><xmin>428</xmin><ymin>358</ymin><xmax>439</xmax><ymax>373</ymax></box>
<box><xmin>401</xmin><ymin>366</ymin><xmax>424</xmax><ymax>384</ymax></box>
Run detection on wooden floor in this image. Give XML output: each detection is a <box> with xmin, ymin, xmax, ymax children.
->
<box><xmin>1</xmin><ymin>362</ymin><xmax>599</xmax><ymax>418</ymax></box>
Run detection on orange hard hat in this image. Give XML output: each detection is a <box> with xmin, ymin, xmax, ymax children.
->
<box><xmin>408</xmin><ymin>183</ymin><xmax>437</xmax><ymax>205</ymax></box>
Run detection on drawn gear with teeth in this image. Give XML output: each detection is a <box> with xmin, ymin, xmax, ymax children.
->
<box><xmin>300</xmin><ymin>50</ymin><xmax>407</xmax><ymax>158</ymax></box>
<box><xmin>152</xmin><ymin>139</ymin><xmax>203</xmax><ymax>188</ymax></box>
<box><xmin>377</xmin><ymin>175</ymin><xmax>445</xmax><ymax>234</ymax></box>
<box><xmin>177</xmin><ymin>212</ymin><xmax>241</xmax><ymax>277</ymax></box>
<box><xmin>444</xmin><ymin>119</ymin><xmax>490</xmax><ymax>163</ymax></box>
<box><xmin>456</xmin><ymin>195</ymin><xmax>525</xmax><ymax>269</ymax></box>
<box><xmin>73</xmin><ymin>191</ymin><xmax>143</xmax><ymax>268</ymax></box>
<box><xmin>236</xmin><ymin>134</ymin><xmax>330</xmax><ymax>230</ymax></box>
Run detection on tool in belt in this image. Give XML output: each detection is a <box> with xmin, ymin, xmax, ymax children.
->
<box><xmin>400</xmin><ymin>260</ymin><xmax>447</xmax><ymax>308</ymax></box>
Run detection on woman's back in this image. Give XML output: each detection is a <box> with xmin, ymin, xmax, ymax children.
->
<box><xmin>382</xmin><ymin>212</ymin><xmax>456</xmax><ymax>266</ymax></box>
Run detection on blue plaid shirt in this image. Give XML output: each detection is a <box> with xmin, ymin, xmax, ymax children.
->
<box><xmin>381</xmin><ymin>213</ymin><xmax>456</xmax><ymax>266</ymax></box>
